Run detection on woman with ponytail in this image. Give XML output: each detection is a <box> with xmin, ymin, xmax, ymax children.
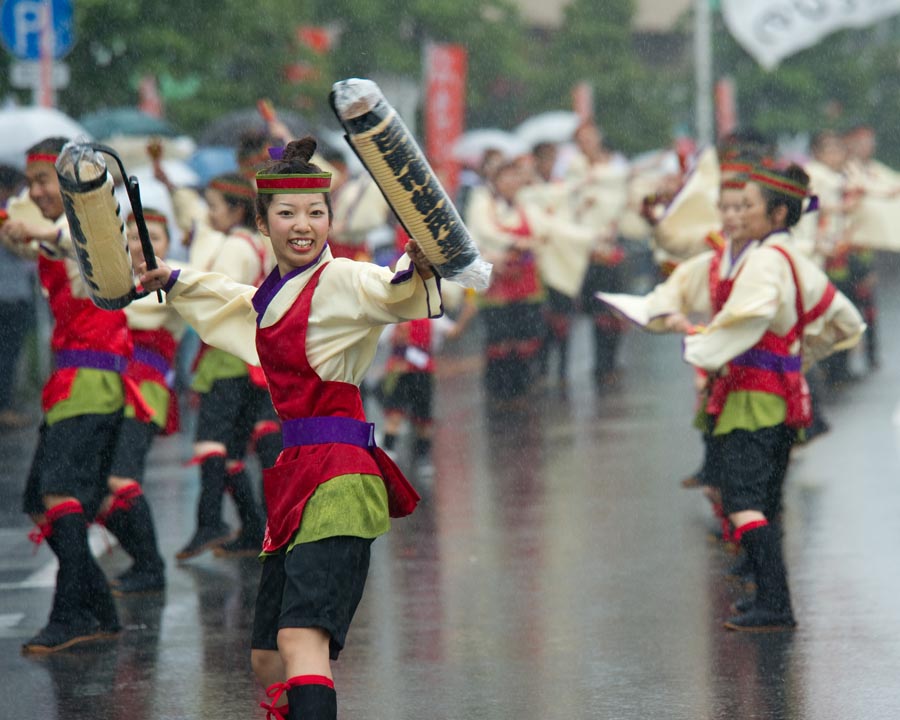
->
<box><xmin>140</xmin><ymin>136</ymin><xmax>441</xmax><ymax>720</ymax></box>
<box><xmin>683</xmin><ymin>164</ymin><xmax>865</xmax><ymax>631</ymax></box>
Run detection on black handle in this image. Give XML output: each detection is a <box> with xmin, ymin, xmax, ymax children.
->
<box><xmin>89</xmin><ymin>143</ymin><xmax>163</xmax><ymax>303</ymax></box>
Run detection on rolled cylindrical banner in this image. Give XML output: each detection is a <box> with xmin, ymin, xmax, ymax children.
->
<box><xmin>330</xmin><ymin>78</ymin><xmax>492</xmax><ymax>290</ymax></box>
<box><xmin>56</xmin><ymin>142</ymin><xmax>139</xmax><ymax>310</ymax></box>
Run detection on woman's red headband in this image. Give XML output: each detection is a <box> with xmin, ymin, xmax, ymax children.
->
<box><xmin>255</xmin><ymin>173</ymin><xmax>332</xmax><ymax>194</ymax></box>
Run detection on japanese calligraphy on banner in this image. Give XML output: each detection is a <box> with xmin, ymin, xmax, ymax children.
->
<box><xmin>722</xmin><ymin>0</ymin><xmax>900</xmax><ymax>70</ymax></box>
<box><xmin>424</xmin><ymin>43</ymin><xmax>467</xmax><ymax>197</ymax></box>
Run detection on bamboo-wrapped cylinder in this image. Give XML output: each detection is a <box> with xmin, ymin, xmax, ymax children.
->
<box><xmin>330</xmin><ymin>78</ymin><xmax>491</xmax><ymax>290</ymax></box>
<box><xmin>56</xmin><ymin>142</ymin><xmax>138</xmax><ymax>310</ymax></box>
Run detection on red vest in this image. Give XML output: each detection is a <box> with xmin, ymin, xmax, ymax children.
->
<box><xmin>39</xmin><ymin>255</ymin><xmax>150</xmax><ymax>421</ymax></box>
<box><xmin>253</xmin><ymin>262</ymin><xmax>419</xmax><ymax>551</ymax></box>
<box><xmin>483</xmin><ymin>206</ymin><xmax>542</xmax><ymax>304</ymax></box>
<box><xmin>128</xmin><ymin>327</ymin><xmax>179</xmax><ymax>433</ymax></box>
<box><xmin>706</xmin><ymin>244</ymin><xmax>835</xmax><ymax>428</ymax></box>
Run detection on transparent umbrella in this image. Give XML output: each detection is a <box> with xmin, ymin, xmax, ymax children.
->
<box><xmin>514</xmin><ymin>111</ymin><xmax>581</xmax><ymax>148</ymax></box>
<box><xmin>0</xmin><ymin>106</ymin><xmax>90</xmax><ymax>168</ymax></box>
<box><xmin>452</xmin><ymin>129</ymin><xmax>528</xmax><ymax>165</ymax></box>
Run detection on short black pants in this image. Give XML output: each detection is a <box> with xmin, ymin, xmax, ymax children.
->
<box><xmin>708</xmin><ymin>425</ymin><xmax>794</xmax><ymax>517</ymax></box>
<box><xmin>196</xmin><ymin>376</ymin><xmax>270</xmax><ymax>458</ymax></box>
<box><xmin>382</xmin><ymin>371</ymin><xmax>433</xmax><ymax>423</ymax></box>
<box><xmin>251</xmin><ymin>536</ymin><xmax>373</xmax><ymax>660</ymax></box>
<box><xmin>108</xmin><ymin>417</ymin><xmax>158</xmax><ymax>482</ymax></box>
<box><xmin>23</xmin><ymin>412</ymin><xmax>122</xmax><ymax>518</ymax></box>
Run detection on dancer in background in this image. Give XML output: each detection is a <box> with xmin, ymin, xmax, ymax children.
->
<box><xmin>1</xmin><ymin>138</ymin><xmax>133</xmax><ymax>652</ymax></box>
<box><xmin>158</xmin><ymin>168</ymin><xmax>269</xmax><ymax>559</ymax></box>
<box><xmin>97</xmin><ymin>209</ymin><xmax>181</xmax><ymax>596</ymax></box>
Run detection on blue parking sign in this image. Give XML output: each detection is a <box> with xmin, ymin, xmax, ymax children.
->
<box><xmin>0</xmin><ymin>0</ymin><xmax>74</xmax><ymax>61</ymax></box>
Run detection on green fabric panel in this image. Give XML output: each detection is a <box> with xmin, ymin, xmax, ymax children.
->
<box><xmin>713</xmin><ymin>391</ymin><xmax>786</xmax><ymax>435</ymax></box>
<box><xmin>45</xmin><ymin>369</ymin><xmax>124</xmax><ymax>426</ymax></box>
<box><xmin>125</xmin><ymin>380</ymin><xmax>170</xmax><ymax>429</ymax></box>
<box><xmin>191</xmin><ymin>348</ymin><xmax>248</xmax><ymax>393</ymax></box>
<box><xmin>286</xmin><ymin>474</ymin><xmax>391</xmax><ymax>551</ymax></box>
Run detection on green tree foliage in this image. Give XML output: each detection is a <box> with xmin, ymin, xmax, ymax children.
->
<box><xmin>55</xmin><ymin>0</ymin><xmax>301</xmax><ymax>132</ymax></box>
<box><xmin>303</xmin><ymin>0</ymin><xmax>529</xmax><ymax>128</ymax></box>
<box><xmin>713</xmin><ymin>14</ymin><xmax>900</xmax><ymax>165</ymax></box>
<box><xmin>526</xmin><ymin>0</ymin><xmax>675</xmax><ymax>154</ymax></box>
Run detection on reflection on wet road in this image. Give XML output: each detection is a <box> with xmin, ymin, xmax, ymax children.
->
<box><xmin>2</xmin><ymin>274</ymin><xmax>900</xmax><ymax>719</ymax></box>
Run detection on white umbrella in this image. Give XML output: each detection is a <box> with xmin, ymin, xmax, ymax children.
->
<box><xmin>452</xmin><ymin>129</ymin><xmax>528</xmax><ymax>165</ymax></box>
<box><xmin>0</xmin><ymin>106</ymin><xmax>91</xmax><ymax>169</ymax></box>
<box><xmin>514</xmin><ymin>111</ymin><xmax>581</xmax><ymax>148</ymax></box>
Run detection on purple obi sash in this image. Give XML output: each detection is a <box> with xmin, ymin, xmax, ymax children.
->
<box><xmin>281</xmin><ymin>416</ymin><xmax>376</xmax><ymax>450</ymax></box>
<box><xmin>54</xmin><ymin>349</ymin><xmax>127</xmax><ymax>374</ymax></box>
<box><xmin>133</xmin><ymin>347</ymin><xmax>176</xmax><ymax>387</ymax></box>
<box><xmin>731</xmin><ymin>348</ymin><xmax>802</xmax><ymax>374</ymax></box>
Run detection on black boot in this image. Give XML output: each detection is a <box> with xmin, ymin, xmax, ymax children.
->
<box><xmin>724</xmin><ymin>523</ymin><xmax>795</xmax><ymax>632</ymax></box>
<box><xmin>23</xmin><ymin>512</ymin><xmax>108</xmax><ymax>654</ymax></box>
<box><xmin>287</xmin><ymin>678</ymin><xmax>336</xmax><ymax>720</ymax></box>
<box><xmin>176</xmin><ymin>454</ymin><xmax>232</xmax><ymax>560</ymax></box>
<box><xmin>81</xmin><ymin>551</ymin><xmax>122</xmax><ymax>635</ymax></box>
<box><xmin>215</xmin><ymin>467</ymin><xmax>264</xmax><ymax>557</ymax></box>
<box><xmin>103</xmin><ymin>494</ymin><xmax>166</xmax><ymax>595</ymax></box>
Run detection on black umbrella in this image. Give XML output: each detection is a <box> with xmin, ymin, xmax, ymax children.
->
<box><xmin>197</xmin><ymin>107</ymin><xmax>311</xmax><ymax>147</ymax></box>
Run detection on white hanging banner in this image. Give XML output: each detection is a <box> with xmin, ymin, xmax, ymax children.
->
<box><xmin>722</xmin><ymin>0</ymin><xmax>900</xmax><ymax>70</ymax></box>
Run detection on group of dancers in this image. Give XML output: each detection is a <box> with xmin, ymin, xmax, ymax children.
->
<box><xmin>0</xmin><ymin>109</ymin><xmax>893</xmax><ymax>719</ymax></box>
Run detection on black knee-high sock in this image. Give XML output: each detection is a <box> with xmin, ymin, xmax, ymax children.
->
<box><xmin>225</xmin><ymin>466</ymin><xmax>264</xmax><ymax>539</ymax></box>
<box><xmin>196</xmin><ymin>453</ymin><xmax>227</xmax><ymax>529</ymax></box>
<box><xmin>46</xmin><ymin>507</ymin><xmax>119</xmax><ymax>630</ymax></box>
<box><xmin>739</xmin><ymin>521</ymin><xmax>793</xmax><ymax>615</ymax></box>
<box><xmin>102</xmin><ymin>486</ymin><xmax>164</xmax><ymax>574</ymax></box>
<box><xmin>413</xmin><ymin>436</ymin><xmax>432</xmax><ymax>458</ymax></box>
<box><xmin>286</xmin><ymin>675</ymin><xmax>336</xmax><ymax>720</ymax></box>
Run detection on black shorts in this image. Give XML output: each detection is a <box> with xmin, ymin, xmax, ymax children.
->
<box><xmin>22</xmin><ymin>413</ymin><xmax>123</xmax><ymax>518</ymax></box>
<box><xmin>108</xmin><ymin>417</ymin><xmax>158</xmax><ymax>482</ymax></box>
<box><xmin>382</xmin><ymin>372</ymin><xmax>433</xmax><ymax>423</ymax></box>
<box><xmin>251</xmin><ymin>536</ymin><xmax>372</xmax><ymax>660</ymax></box>
<box><xmin>196</xmin><ymin>376</ymin><xmax>270</xmax><ymax>458</ymax></box>
<box><xmin>709</xmin><ymin>425</ymin><xmax>794</xmax><ymax>517</ymax></box>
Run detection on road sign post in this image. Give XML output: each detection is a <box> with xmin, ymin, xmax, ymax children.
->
<box><xmin>1</xmin><ymin>0</ymin><xmax>74</xmax><ymax>106</ymax></box>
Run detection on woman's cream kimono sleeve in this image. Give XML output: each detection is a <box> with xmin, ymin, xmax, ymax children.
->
<box><xmin>165</xmin><ymin>267</ymin><xmax>259</xmax><ymax>365</ymax></box>
<box><xmin>597</xmin><ymin>251</ymin><xmax>714</xmax><ymax>332</ymax></box>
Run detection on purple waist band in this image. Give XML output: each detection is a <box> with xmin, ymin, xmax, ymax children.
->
<box><xmin>281</xmin><ymin>416</ymin><xmax>376</xmax><ymax>450</ymax></box>
<box><xmin>54</xmin><ymin>350</ymin><xmax>127</xmax><ymax>374</ymax></box>
<box><xmin>133</xmin><ymin>347</ymin><xmax>175</xmax><ymax>386</ymax></box>
<box><xmin>731</xmin><ymin>348</ymin><xmax>802</xmax><ymax>374</ymax></box>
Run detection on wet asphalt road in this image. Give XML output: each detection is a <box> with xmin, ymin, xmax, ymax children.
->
<box><xmin>1</xmin><ymin>269</ymin><xmax>900</xmax><ymax>719</ymax></box>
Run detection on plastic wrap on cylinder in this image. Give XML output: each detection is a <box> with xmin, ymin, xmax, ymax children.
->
<box><xmin>56</xmin><ymin>142</ymin><xmax>137</xmax><ymax>310</ymax></box>
<box><xmin>330</xmin><ymin>78</ymin><xmax>492</xmax><ymax>290</ymax></box>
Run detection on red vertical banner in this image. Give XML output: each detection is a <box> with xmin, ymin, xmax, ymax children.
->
<box><xmin>425</xmin><ymin>43</ymin><xmax>467</xmax><ymax>197</ymax></box>
<box><xmin>139</xmin><ymin>75</ymin><xmax>164</xmax><ymax>118</ymax></box>
<box><xmin>715</xmin><ymin>77</ymin><xmax>738</xmax><ymax>140</ymax></box>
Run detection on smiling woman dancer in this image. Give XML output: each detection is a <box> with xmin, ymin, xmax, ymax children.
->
<box><xmin>683</xmin><ymin>165</ymin><xmax>865</xmax><ymax>631</ymax></box>
<box><xmin>140</xmin><ymin>137</ymin><xmax>441</xmax><ymax>720</ymax></box>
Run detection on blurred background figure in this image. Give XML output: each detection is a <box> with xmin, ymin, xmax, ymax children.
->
<box><xmin>0</xmin><ymin>164</ymin><xmax>35</xmax><ymax>429</ymax></box>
